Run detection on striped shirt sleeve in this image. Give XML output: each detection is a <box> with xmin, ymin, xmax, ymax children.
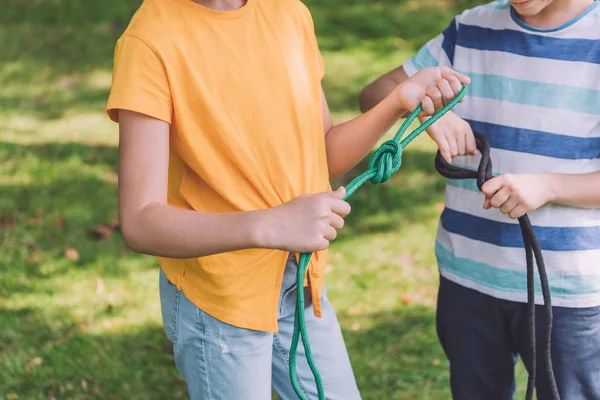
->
<box><xmin>404</xmin><ymin>18</ymin><xmax>458</xmax><ymax>76</ymax></box>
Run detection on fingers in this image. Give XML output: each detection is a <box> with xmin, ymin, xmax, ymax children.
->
<box><xmin>440</xmin><ymin>66</ymin><xmax>471</xmax><ymax>85</ymax></box>
<box><xmin>327</xmin><ymin>187</ymin><xmax>351</xmax><ymax>216</ymax></box>
<box><xmin>438</xmin><ymin>79</ymin><xmax>455</xmax><ymax>106</ymax></box>
<box><xmin>509</xmin><ymin>205</ymin><xmax>528</xmax><ymax>220</ymax></box>
<box><xmin>500</xmin><ymin>196</ymin><xmax>519</xmax><ymax>215</ymax></box>
<box><xmin>438</xmin><ymin>137</ymin><xmax>452</xmax><ymax>164</ymax></box>
<box><xmin>421</xmin><ymin>95</ymin><xmax>435</xmax><ymax>116</ymax></box>
<box><xmin>447</xmin><ymin>75</ymin><xmax>463</xmax><ymax>98</ymax></box>
<box><xmin>329</xmin><ymin>197</ymin><xmax>351</xmax><ymax>217</ymax></box>
<box><xmin>323</xmin><ymin>225</ymin><xmax>337</xmax><ymax>241</ymax></box>
<box><xmin>483</xmin><ymin>198</ymin><xmax>492</xmax><ymax>209</ymax></box>
<box><xmin>323</xmin><ymin>206</ymin><xmax>345</xmax><ymax>244</ymax></box>
<box><xmin>314</xmin><ymin>238</ymin><xmax>330</xmax><ymax>251</ymax></box>
<box><xmin>481</xmin><ymin>174</ymin><xmax>526</xmax><ymax>219</ymax></box>
<box><xmin>329</xmin><ymin>186</ymin><xmax>346</xmax><ymax>200</ymax></box>
<box><xmin>426</xmin><ymin>84</ymin><xmax>444</xmax><ymax>111</ymax></box>
<box><xmin>329</xmin><ymin>214</ymin><xmax>345</xmax><ymax>230</ymax></box>
<box><xmin>487</xmin><ymin>187</ymin><xmax>510</xmax><ymax>209</ymax></box>
<box><xmin>448</xmin><ymin>135</ymin><xmax>458</xmax><ymax>159</ymax></box>
<box><xmin>424</xmin><ymin>77</ymin><xmax>467</xmax><ymax>116</ymax></box>
<box><xmin>456</xmin><ymin>129</ymin><xmax>466</xmax><ymax>157</ymax></box>
<box><xmin>481</xmin><ymin>175</ymin><xmax>506</xmax><ymax>198</ymax></box>
<box><xmin>465</xmin><ymin>126</ymin><xmax>477</xmax><ymax>155</ymax></box>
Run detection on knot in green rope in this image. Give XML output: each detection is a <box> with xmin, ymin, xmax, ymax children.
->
<box><xmin>368</xmin><ymin>139</ymin><xmax>402</xmax><ymax>184</ymax></box>
<box><xmin>289</xmin><ymin>84</ymin><xmax>469</xmax><ymax>400</ymax></box>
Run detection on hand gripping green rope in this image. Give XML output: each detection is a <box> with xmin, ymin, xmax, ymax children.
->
<box><xmin>289</xmin><ymin>84</ymin><xmax>469</xmax><ymax>400</ymax></box>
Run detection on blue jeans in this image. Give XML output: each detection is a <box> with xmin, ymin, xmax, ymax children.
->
<box><xmin>437</xmin><ymin>277</ymin><xmax>600</xmax><ymax>400</ymax></box>
<box><xmin>159</xmin><ymin>255</ymin><xmax>361</xmax><ymax>400</ymax></box>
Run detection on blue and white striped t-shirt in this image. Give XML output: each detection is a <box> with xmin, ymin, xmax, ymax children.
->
<box><xmin>404</xmin><ymin>0</ymin><xmax>600</xmax><ymax>307</ymax></box>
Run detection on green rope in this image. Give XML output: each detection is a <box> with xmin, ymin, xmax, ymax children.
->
<box><xmin>289</xmin><ymin>84</ymin><xmax>469</xmax><ymax>400</ymax></box>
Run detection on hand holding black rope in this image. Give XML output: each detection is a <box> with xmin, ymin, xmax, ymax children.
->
<box><xmin>434</xmin><ymin>131</ymin><xmax>560</xmax><ymax>400</ymax></box>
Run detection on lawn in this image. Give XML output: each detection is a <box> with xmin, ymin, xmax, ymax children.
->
<box><xmin>1</xmin><ymin>0</ymin><xmax>527</xmax><ymax>399</ymax></box>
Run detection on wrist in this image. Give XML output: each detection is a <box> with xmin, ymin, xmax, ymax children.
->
<box><xmin>542</xmin><ymin>173</ymin><xmax>561</xmax><ymax>204</ymax></box>
<box><xmin>250</xmin><ymin>207</ymin><xmax>280</xmax><ymax>249</ymax></box>
<box><xmin>390</xmin><ymin>84</ymin><xmax>411</xmax><ymax>118</ymax></box>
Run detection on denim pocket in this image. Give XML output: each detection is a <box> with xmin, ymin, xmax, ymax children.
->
<box><xmin>159</xmin><ymin>269</ymin><xmax>180</xmax><ymax>343</ymax></box>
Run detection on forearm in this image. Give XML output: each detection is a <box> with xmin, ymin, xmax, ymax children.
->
<box><xmin>546</xmin><ymin>172</ymin><xmax>600</xmax><ymax>208</ymax></box>
<box><xmin>325</xmin><ymin>93</ymin><xmax>404</xmax><ymax>179</ymax></box>
<box><xmin>121</xmin><ymin>202</ymin><xmax>271</xmax><ymax>258</ymax></box>
<box><xmin>359</xmin><ymin>66</ymin><xmax>410</xmax><ymax>112</ymax></box>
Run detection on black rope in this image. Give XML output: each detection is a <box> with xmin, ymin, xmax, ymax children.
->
<box><xmin>434</xmin><ymin>131</ymin><xmax>560</xmax><ymax>400</ymax></box>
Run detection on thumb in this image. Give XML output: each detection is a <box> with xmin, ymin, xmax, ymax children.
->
<box><xmin>330</xmin><ymin>186</ymin><xmax>346</xmax><ymax>199</ymax></box>
<box><xmin>441</xmin><ymin>149</ymin><xmax>452</xmax><ymax>164</ymax></box>
<box><xmin>438</xmin><ymin>139</ymin><xmax>452</xmax><ymax>164</ymax></box>
<box><xmin>483</xmin><ymin>198</ymin><xmax>491</xmax><ymax>210</ymax></box>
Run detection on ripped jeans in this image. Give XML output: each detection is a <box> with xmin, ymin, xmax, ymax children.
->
<box><xmin>159</xmin><ymin>255</ymin><xmax>361</xmax><ymax>400</ymax></box>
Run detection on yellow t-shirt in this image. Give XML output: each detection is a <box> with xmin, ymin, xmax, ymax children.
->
<box><xmin>106</xmin><ymin>0</ymin><xmax>330</xmax><ymax>332</ymax></box>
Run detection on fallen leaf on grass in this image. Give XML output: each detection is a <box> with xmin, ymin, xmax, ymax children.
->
<box><xmin>108</xmin><ymin>219</ymin><xmax>120</xmax><ymax>231</ymax></box>
<box><xmin>402</xmin><ymin>295</ymin><xmax>412</xmax><ymax>305</ymax></box>
<box><xmin>28</xmin><ymin>217</ymin><xmax>44</xmax><ymax>226</ymax></box>
<box><xmin>54</xmin><ymin>217</ymin><xmax>64</xmax><ymax>228</ymax></box>
<box><xmin>0</xmin><ymin>215</ymin><xmax>16</xmax><ymax>229</ymax></box>
<box><xmin>432</xmin><ymin>358</ymin><xmax>441</xmax><ymax>366</ymax></box>
<box><xmin>25</xmin><ymin>356</ymin><xmax>43</xmax><ymax>372</ymax></box>
<box><xmin>89</xmin><ymin>219</ymin><xmax>120</xmax><ymax>240</ymax></box>
<box><xmin>7</xmin><ymin>394</ymin><xmax>19</xmax><ymax>400</ymax></box>
<box><xmin>65</xmin><ymin>248</ymin><xmax>80</xmax><ymax>261</ymax></box>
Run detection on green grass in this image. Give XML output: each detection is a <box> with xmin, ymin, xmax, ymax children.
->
<box><xmin>1</xmin><ymin>0</ymin><xmax>528</xmax><ymax>399</ymax></box>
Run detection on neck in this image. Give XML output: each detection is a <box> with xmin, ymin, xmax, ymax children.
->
<box><xmin>519</xmin><ymin>0</ymin><xmax>594</xmax><ymax>29</ymax></box>
<box><xmin>192</xmin><ymin>0</ymin><xmax>247</xmax><ymax>11</ymax></box>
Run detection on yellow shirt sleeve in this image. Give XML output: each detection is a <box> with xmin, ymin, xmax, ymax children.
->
<box><xmin>106</xmin><ymin>35</ymin><xmax>173</xmax><ymax>124</ymax></box>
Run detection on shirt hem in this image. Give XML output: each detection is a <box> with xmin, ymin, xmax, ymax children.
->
<box><xmin>440</xmin><ymin>268</ymin><xmax>600</xmax><ymax>308</ymax></box>
<box><xmin>106</xmin><ymin>95</ymin><xmax>172</xmax><ymax>124</ymax></box>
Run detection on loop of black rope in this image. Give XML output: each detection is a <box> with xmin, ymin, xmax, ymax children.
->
<box><xmin>434</xmin><ymin>131</ymin><xmax>560</xmax><ymax>400</ymax></box>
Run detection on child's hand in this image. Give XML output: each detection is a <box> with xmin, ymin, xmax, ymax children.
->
<box><xmin>263</xmin><ymin>187</ymin><xmax>351</xmax><ymax>253</ymax></box>
<box><xmin>395</xmin><ymin>66</ymin><xmax>471</xmax><ymax>116</ymax></box>
<box><xmin>481</xmin><ymin>174</ymin><xmax>553</xmax><ymax>219</ymax></box>
<box><xmin>423</xmin><ymin>111</ymin><xmax>477</xmax><ymax>163</ymax></box>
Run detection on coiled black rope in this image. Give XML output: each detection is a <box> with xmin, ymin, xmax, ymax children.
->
<box><xmin>434</xmin><ymin>131</ymin><xmax>560</xmax><ymax>400</ymax></box>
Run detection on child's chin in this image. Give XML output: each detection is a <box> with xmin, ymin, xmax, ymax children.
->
<box><xmin>511</xmin><ymin>0</ymin><xmax>539</xmax><ymax>14</ymax></box>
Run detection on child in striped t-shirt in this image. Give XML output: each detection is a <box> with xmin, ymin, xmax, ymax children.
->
<box><xmin>360</xmin><ymin>0</ymin><xmax>600</xmax><ymax>398</ymax></box>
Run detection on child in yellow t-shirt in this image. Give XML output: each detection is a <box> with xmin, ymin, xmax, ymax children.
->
<box><xmin>106</xmin><ymin>0</ymin><xmax>469</xmax><ymax>398</ymax></box>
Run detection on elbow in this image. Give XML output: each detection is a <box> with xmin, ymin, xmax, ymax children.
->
<box><xmin>358</xmin><ymin>85</ymin><xmax>378</xmax><ymax>113</ymax></box>
<box><xmin>119</xmin><ymin>212</ymin><xmax>152</xmax><ymax>255</ymax></box>
<box><xmin>120</xmin><ymin>220</ymin><xmax>146</xmax><ymax>254</ymax></box>
<box><xmin>326</xmin><ymin>153</ymin><xmax>342</xmax><ymax>180</ymax></box>
<box><xmin>358</xmin><ymin>86</ymin><xmax>370</xmax><ymax>113</ymax></box>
